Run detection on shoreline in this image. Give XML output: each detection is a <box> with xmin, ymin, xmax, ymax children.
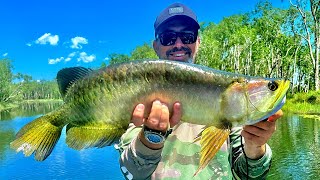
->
<box><xmin>0</xmin><ymin>99</ymin><xmax>63</xmax><ymax>112</ymax></box>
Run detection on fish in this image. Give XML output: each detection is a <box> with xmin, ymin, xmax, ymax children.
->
<box><xmin>10</xmin><ymin>59</ymin><xmax>290</xmax><ymax>175</ymax></box>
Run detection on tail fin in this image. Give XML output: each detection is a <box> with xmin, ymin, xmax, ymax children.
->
<box><xmin>10</xmin><ymin>115</ymin><xmax>63</xmax><ymax>161</ymax></box>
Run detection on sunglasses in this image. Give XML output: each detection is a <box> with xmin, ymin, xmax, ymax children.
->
<box><xmin>157</xmin><ymin>31</ymin><xmax>198</xmax><ymax>46</ymax></box>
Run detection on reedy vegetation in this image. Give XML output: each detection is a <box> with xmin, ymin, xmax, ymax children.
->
<box><xmin>0</xmin><ymin>0</ymin><xmax>319</xmax><ymax>108</ymax></box>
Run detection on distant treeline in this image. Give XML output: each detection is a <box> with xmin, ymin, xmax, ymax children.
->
<box><xmin>0</xmin><ymin>59</ymin><xmax>61</xmax><ymax>103</ymax></box>
<box><xmin>1</xmin><ymin>0</ymin><xmax>320</xmax><ymax>104</ymax></box>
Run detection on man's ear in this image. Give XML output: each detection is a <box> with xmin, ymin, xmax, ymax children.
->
<box><xmin>197</xmin><ymin>36</ymin><xmax>201</xmax><ymax>44</ymax></box>
<box><xmin>153</xmin><ymin>40</ymin><xmax>160</xmax><ymax>56</ymax></box>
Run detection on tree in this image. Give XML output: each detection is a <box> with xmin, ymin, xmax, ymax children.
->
<box><xmin>108</xmin><ymin>53</ymin><xmax>131</xmax><ymax>65</ymax></box>
<box><xmin>0</xmin><ymin>58</ymin><xmax>14</xmax><ymax>102</ymax></box>
<box><xmin>290</xmin><ymin>0</ymin><xmax>320</xmax><ymax>90</ymax></box>
<box><xmin>130</xmin><ymin>42</ymin><xmax>157</xmax><ymax>60</ymax></box>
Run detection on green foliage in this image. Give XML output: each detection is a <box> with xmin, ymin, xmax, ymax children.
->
<box><xmin>197</xmin><ymin>0</ymin><xmax>319</xmax><ymax>93</ymax></box>
<box><xmin>20</xmin><ymin>80</ymin><xmax>61</xmax><ymax>100</ymax></box>
<box><xmin>109</xmin><ymin>53</ymin><xmax>131</xmax><ymax>65</ymax></box>
<box><xmin>284</xmin><ymin>91</ymin><xmax>320</xmax><ymax>113</ymax></box>
<box><xmin>0</xmin><ymin>59</ymin><xmax>14</xmax><ymax>102</ymax></box>
<box><xmin>130</xmin><ymin>42</ymin><xmax>157</xmax><ymax>60</ymax></box>
<box><xmin>100</xmin><ymin>62</ymin><xmax>107</xmax><ymax>68</ymax></box>
<box><xmin>0</xmin><ymin>58</ymin><xmax>61</xmax><ymax>105</ymax></box>
<box><xmin>288</xmin><ymin>90</ymin><xmax>320</xmax><ymax>104</ymax></box>
<box><xmin>109</xmin><ymin>42</ymin><xmax>157</xmax><ymax>65</ymax></box>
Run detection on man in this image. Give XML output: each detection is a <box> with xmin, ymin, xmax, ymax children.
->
<box><xmin>116</xmin><ymin>3</ymin><xmax>281</xmax><ymax>179</ymax></box>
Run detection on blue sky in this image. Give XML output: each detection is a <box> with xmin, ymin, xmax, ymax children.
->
<box><xmin>0</xmin><ymin>0</ymin><xmax>289</xmax><ymax>80</ymax></box>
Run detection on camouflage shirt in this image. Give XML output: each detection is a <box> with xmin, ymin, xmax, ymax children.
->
<box><xmin>116</xmin><ymin>122</ymin><xmax>272</xmax><ymax>180</ymax></box>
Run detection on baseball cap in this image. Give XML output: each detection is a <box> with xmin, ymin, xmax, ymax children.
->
<box><xmin>154</xmin><ymin>3</ymin><xmax>200</xmax><ymax>35</ymax></box>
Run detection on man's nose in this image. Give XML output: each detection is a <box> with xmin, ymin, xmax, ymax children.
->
<box><xmin>174</xmin><ymin>37</ymin><xmax>184</xmax><ymax>48</ymax></box>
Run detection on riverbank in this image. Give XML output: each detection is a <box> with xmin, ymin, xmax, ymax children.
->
<box><xmin>0</xmin><ymin>102</ymin><xmax>18</xmax><ymax>112</ymax></box>
<box><xmin>284</xmin><ymin>91</ymin><xmax>320</xmax><ymax>114</ymax></box>
<box><xmin>0</xmin><ymin>99</ymin><xmax>63</xmax><ymax>112</ymax></box>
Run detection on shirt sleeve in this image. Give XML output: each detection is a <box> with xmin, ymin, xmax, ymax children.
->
<box><xmin>229</xmin><ymin>127</ymin><xmax>272</xmax><ymax>179</ymax></box>
<box><xmin>115</xmin><ymin>123</ymin><xmax>162</xmax><ymax>180</ymax></box>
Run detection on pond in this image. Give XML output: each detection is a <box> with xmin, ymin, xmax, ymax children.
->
<box><xmin>0</xmin><ymin>103</ymin><xmax>319</xmax><ymax>179</ymax></box>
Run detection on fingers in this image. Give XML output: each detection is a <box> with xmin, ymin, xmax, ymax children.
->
<box><xmin>132</xmin><ymin>100</ymin><xmax>182</xmax><ymax>131</ymax></box>
<box><xmin>242</xmin><ymin>122</ymin><xmax>275</xmax><ymax>138</ymax></box>
<box><xmin>170</xmin><ymin>102</ymin><xmax>182</xmax><ymax>127</ymax></box>
<box><xmin>131</xmin><ymin>104</ymin><xmax>145</xmax><ymax>126</ymax></box>
<box><xmin>146</xmin><ymin>100</ymin><xmax>170</xmax><ymax>131</ymax></box>
<box><xmin>242</xmin><ymin>113</ymin><xmax>279</xmax><ymax>147</ymax></box>
<box><xmin>241</xmin><ymin>129</ymin><xmax>267</xmax><ymax>146</ymax></box>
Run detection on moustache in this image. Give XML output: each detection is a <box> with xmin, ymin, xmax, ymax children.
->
<box><xmin>166</xmin><ymin>47</ymin><xmax>192</xmax><ymax>57</ymax></box>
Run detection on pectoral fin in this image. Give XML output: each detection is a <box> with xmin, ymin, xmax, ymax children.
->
<box><xmin>194</xmin><ymin>126</ymin><xmax>230</xmax><ymax>176</ymax></box>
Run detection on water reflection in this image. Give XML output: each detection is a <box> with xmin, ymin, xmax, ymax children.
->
<box><xmin>0</xmin><ymin>101</ymin><xmax>63</xmax><ymax>120</ymax></box>
<box><xmin>0</xmin><ymin>130</ymin><xmax>15</xmax><ymax>162</ymax></box>
<box><xmin>267</xmin><ymin>114</ymin><xmax>320</xmax><ymax>180</ymax></box>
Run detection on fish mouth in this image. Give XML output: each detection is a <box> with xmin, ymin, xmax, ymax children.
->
<box><xmin>253</xmin><ymin>95</ymin><xmax>286</xmax><ymax>123</ymax></box>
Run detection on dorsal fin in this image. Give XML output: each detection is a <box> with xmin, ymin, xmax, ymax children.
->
<box><xmin>56</xmin><ymin>67</ymin><xmax>93</xmax><ymax>97</ymax></box>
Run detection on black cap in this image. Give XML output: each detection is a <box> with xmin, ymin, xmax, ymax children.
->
<box><xmin>154</xmin><ymin>3</ymin><xmax>200</xmax><ymax>35</ymax></box>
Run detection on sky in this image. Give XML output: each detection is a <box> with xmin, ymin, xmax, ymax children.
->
<box><xmin>0</xmin><ymin>0</ymin><xmax>289</xmax><ymax>80</ymax></box>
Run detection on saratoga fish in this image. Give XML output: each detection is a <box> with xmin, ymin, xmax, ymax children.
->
<box><xmin>10</xmin><ymin>59</ymin><xmax>290</xmax><ymax>175</ymax></box>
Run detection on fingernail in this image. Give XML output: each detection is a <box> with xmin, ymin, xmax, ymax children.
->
<box><xmin>154</xmin><ymin>100</ymin><xmax>161</xmax><ymax>105</ymax></box>
<box><xmin>174</xmin><ymin>102</ymin><xmax>181</xmax><ymax>109</ymax></box>
<box><xmin>160</xmin><ymin>122</ymin><xmax>167</xmax><ymax>129</ymax></box>
<box><xmin>136</xmin><ymin>104</ymin><xmax>144</xmax><ymax>110</ymax></box>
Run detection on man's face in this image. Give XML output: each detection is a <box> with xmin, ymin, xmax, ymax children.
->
<box><xmin>153</xmin><ymin>20</ymin><xmax>200</xmax><ymax>63</ymax></box>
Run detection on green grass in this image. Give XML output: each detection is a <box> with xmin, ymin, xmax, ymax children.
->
<box><xmin>284</xmin><ymin>90</ymin><xmax>320</xmax><ymax>114</ymax></box>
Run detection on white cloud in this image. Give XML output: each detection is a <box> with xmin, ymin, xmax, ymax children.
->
<box><xmin>48</xmin><ymin>57</ymin><xmax>64</xmax><ymax>64</ymax></box>
<box><xmin>77</xmin><ymin>52</ymin><xmax>95</xmax><ymax>63</ymax></box>
<box><xmin>26</xmin><ymin>43</ymin><xmax>32</xmax><ymax>47</ymax></box>
<box><xmin>68</xmin><ymin>52</ymin><xmax>76</xmax><ymax>57</ymax></box>
<box><xmin>65</xmin><ymin>52</ymin><xmax>76</xmax><ymax>62</ymax></box>
<box><xmin>70</xmin><ymin>36</ymin><xmax>88</xmax><ymax>49</ymax></box>
<box><xmin>65</xmin><ymin>57</ymin><xmax>71</xmax><ymax>62</ymax></box>
<box><xmin>36</xmin><ymin>33</ymin><xmax>59</xmax><ymax>45</ymax></box>
<box><xmin>2</xmin><ymin>53</ymin><xmax>8</xmax><ymax>57</ymax></box>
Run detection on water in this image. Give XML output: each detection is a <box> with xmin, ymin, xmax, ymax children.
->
<box><xmin>267</xmin><ymin>114</ymin><xmax>320</xmax><ymax>179</ymax></box>
<box><xmin>0</xmin><ymin>103</ymin><xmax>319</xmax><ymax>179</ymax></box>
<box><xmin>0</xmin><ymin>103</ymin><xmax>124</xmax><ymax>180</ymax></box>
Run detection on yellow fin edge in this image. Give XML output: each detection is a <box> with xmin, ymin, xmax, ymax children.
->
<box><xmin>194</xmin><ymin>126</ymin><xmax>230</xmax><ymax>176</ymax></box>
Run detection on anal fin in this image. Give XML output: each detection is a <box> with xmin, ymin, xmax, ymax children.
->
<box><xmin>194</xmin><ymin>126</ymin><xmax>230</xmax><ymax>176</ymax></box>
<box><xmin>66</xmin><ymin>123</ymin><xmax>126</xmax><ymax>150</ymax></box>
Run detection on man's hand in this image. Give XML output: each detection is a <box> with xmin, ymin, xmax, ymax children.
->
<box><xmin>131</xmin><ymin>100</ymin><xmax>182</xmax><ymax>149</ymax></box>
<box><xmin>241</xmin><ymin>110</ymin><xmax>283</xmax><ymax>159</ymax></box>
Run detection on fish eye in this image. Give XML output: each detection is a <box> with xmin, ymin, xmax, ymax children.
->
<box><xmin>268</xmin><ymin>81</ymin><xmax>278</xmax><ymax>91</ymax></box>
